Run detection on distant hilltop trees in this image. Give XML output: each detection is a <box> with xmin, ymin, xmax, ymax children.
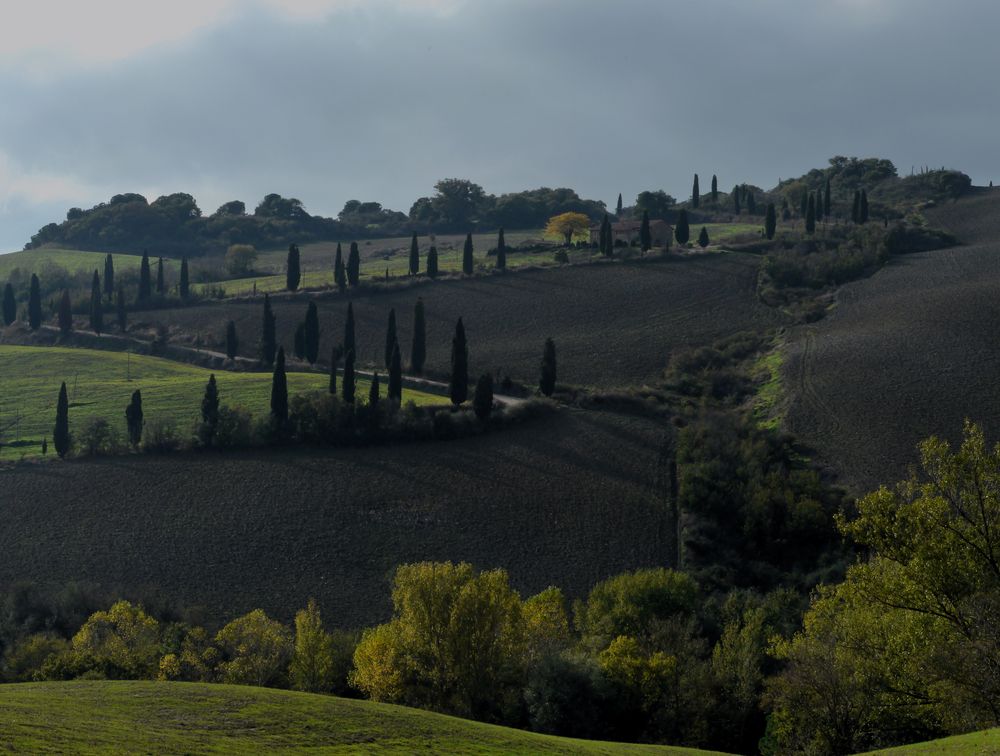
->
<box><xmin>27</xmin><ymin>181</ymin><xmax>607</xmax><ymax>258</ymax></box>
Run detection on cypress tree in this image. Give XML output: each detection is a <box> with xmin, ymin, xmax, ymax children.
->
<box><xmin>225</xmin><ymin>320</ymin><xmax>238</xmax><ymax>360</ymax></box>
<box><xmin>287</xmin><ymin>243</ymin><xmax>301</xmax><ymax>291</ymax></box>
<box><xmin>54</xmin><ymin>382</ymin><xmax>70</xmax><ymax>458</ymax></box>
<box><xmin>270</xmin><ymin>347</ymin><xmax>288</xmax><ymax>425</ymax></box>
<box><xmin>473</xmin><ymin>373</ymin><xmax>493</xmax><ymax>422</ymax></box>
<box><xmin>304</xmin><ymin>300</ymin><xmax>320</xmax><ymax>364</ymax></box>
<box><xmin>179</xmin><ymin>257</ymin><xmax>190</xmax><ymax>300</ymax></box>
<box><xmin>125</xmin><ymin>389</ymin><xmax>143</xmax><ymax>448</ymax></box>
<box><xmin>342</xmin><ymin>349</ymin><xmax>356</xmax><ymax>404</ymax></box>
<box><xmin>328</xmin><ymin>346</ymin><xmax>338</xmax><ymax>395</ymax></box>
<box><xmin>384</xmin><ymin>308</ymin><xmax>398</xmax><ymax>370</ymax></box>
<box><xmin>260</xmin><ymin>293</ymin><xmax>277</xmax><ymax>366</ymax></box>
<box><xmin>90</xmin><ymin>270</ymin><xmax>103</xmax><ymax>334</ymax></box>
<box><xmin>539</xmin><ymin>337</ymin><xmax>557</xmax><ymax>397</ymax></box>
<box><xmin>138</xmin><ymin>251</ymin><xmax>151</xmax><ymax>300</ymax></box>
<box><xmin>675</xmin><ymin>209</ymin><xmax>690</xmax><ymax>245</ymax></box>
<box><xmin>765</xmin><ymin>203</ymin><xmax>777</xmax><ymax>240</ymax></box>
<box><xmin>411</xmin><ymin>298</ymin><xmax>426</xmax><ymax>374</ymax></box>
<box><xmin>746</xmin><ymin>191</ymin><xmax>756</xmax><ymax>215</ymax></box>
<box><xmin>851</xmin><ymin>190</ymin><xmax>861</xmax><ymax>223</ymax></box>
<box><xmin>116</xmin><ymin>286</ymin><xmax>127</xmax><ymax>332</ymax></box>
<box><xmin>711</xmin><ymin>174</ymin><xmax>718</xmax><ymax>202</ymax></box>
<box><xmin>806</xmin><ymin>193</ymin><xmax>816</xmax><ymax>235</ymax></box>
<box><xmin>294</xmin><ymin>322</ymin><xmax>306</xmax><ymax>360</ymax></box>
<box><xmin>691</xmin><ymin>174</ymin><xmax>700</xmax><ymax>209</ymax></box>
<box><xmin>616</xmin><ymin>193</ymin><xmax>623</xmax><ymax>216</ymax></box>
<box><xmin>409</xmin><ymin>232</ymin><xmax>419</xmax><ymax>276</ymax></box>
<box><xmin>58</xmin><ymin>290</ymin><xmax>72</xmax><ymax>334</ymax></box>
<box><xmin>334</xmin><ymin>243</ymin><xmax>346</xmax><ymax>292</ymax></box>
<box><xmin>462</xmin><ymin>233</ymin><xmax>474</xmax><ymax>275</ymax></box>
<box><xmin>427</xmin><ymin>246</ymin><xmax>439</xmax><ymax>278</ymax></box>
<box><xmin>28</xmin><ymin>274</ymin><xmax>41</xmax><ymax>330</ymax></box>
<box><xmin>449</xmin><ymin>317</ymin><xmax>468</xmax><ymax>406</ymax></box>
<box><xmin>344</xmin><ymin>302</ymin><xmax>356</xmax><ymax>363</ymax></box>
<box><xmin>496</xmin><ymin>228</ymin><xmax>507</xmax><ymax>270</ymax></box>
<box><xmin>640</xmin><ymin>210</ymin><xmax>652</xmax><ymax>252</ymax></box>
<box><xmin>388</xmin><ymin>342</ymin><xmax>402</xmax><ymax>402</ymax></box>
<box><xmin>156</xmin><ymin>257</ymin><xmax>165</xmax><ymax>295</ymax></box>
<box><xmin>347</xmin><ymin>242</ymin><xmax>360</xmax><ymax>286</ymax></box>
<box><xmin>824</xmin><ymin>177</ymin><xmax>832</xmax><ymax>217</ymax></box>
<box><xmin>800</xmin><ymin>191</ymin><xmax>809</xmax><ymax>219</ymax></box>
<box><xmin>369</xmin><ymin>372</ymin><xmax>380</xmax><ymax>406</ymax></box>
<box><xmin>859</xmin><ymin>189</ymin><xmax>869</xmax><ymax>224</ymax></box>
<box><xmin>201</xmin><ymin>374</ymin><xmax>219</xmax><ymax>445</ymax></box>
<box><xmin>3</xmin><ymin>282</ymin><xmax>16</xmax><ymax>325</ymax></box>
<box><xmin>698</xmin><ymin>226</ymin><xmax>710</xmax><ymax>248</ymax></box>
<box><xmin>103</xmin><ymin>254</ymin><xmax>115</xmax><ymax>300</ymax></box>
<box><xmin>732</xmin><ymin>185</ymin><xmax>741</xmax><ymax>214</ymax></box>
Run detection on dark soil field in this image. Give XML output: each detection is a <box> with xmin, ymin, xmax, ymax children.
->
<box><xmin>0</xmin><ymin>408</ymin><xmax>674</xmax><ymax>628</ymax></box>
<box><xmin>142</xmin><ymin>253</ymin><xmax>785</xmax><ymax>389</ymax></box>
<box><xmin>783</xmin><ymin>189</ymin><xmax>1000</xmax><ymax>493</ymax></box>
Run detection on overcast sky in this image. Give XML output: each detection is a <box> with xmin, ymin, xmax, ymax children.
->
<box><xmin>0</xmin><ymin>0</ymin><xmax>996</xmax><ymax>250</ymax></box>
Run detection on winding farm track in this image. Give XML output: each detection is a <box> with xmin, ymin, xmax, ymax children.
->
<box><xmin>784</xmin><ymin>189</ymin><xmax>1000</xmax><ymax>493</ymax></box>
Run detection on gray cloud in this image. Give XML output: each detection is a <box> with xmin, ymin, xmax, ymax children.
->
<box><xmin>1</xmin><ymin>0</ymin><xmax>997</xmax><ymax>250</ymax></box>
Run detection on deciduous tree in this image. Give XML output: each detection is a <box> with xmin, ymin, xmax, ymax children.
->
<box><xmin>544</xmin><ymin>212</ymin><xmax>590</xmax><ymax>246</ymax></box>
<box><xmin>290</xmin><ymin>599</ymin><xmax>336</xmax><ymax>693</ymax></box>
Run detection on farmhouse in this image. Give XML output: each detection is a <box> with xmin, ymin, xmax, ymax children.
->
<box><xmin>590</xmin><ymin>219</ymin><xmax>672</xmax><ymax>247</ymax></box>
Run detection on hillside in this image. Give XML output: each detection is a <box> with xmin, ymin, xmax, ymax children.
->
<box><xmin>0</xmin><ymin>681</ymin><xmax>712</xmax><ymax>754</ymax></box>
<box><xmin>860</xmin><ymin>728</ymin><xmax>1000</xmax><ymax>754</ymax></box>
<box><xmin>0</xmin><ymin>407</ymin><xmax>673</xmax><ymax>626</ymax></box>
<box><xmin>783</xmin><ymin>188</ymin><xmax>1000</xmax><ymax>492</ymax></box>
<box><xmin>144</xmin><ymin>253</ymin><xmax>785</xmax><ymax>389</ymax></box>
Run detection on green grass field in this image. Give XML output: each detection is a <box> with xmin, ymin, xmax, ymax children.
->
<box><xmin>859</xmin><ymin>728</ymin><xmax>1000</xmax><ymax>754</ymax></box>
<box><xmin>0</xmin><ymin>681</ymin><xmax>718</xmax><ymax>754</ymax></box>
<box><xmin>0</xmin><ymin>345</ymin><xmax>441</xmax><ymax>459</ymax></box>
<box><xmin>0</xmin><ymin>248</ymin><xmax>179</xmax><ymax>281</ymax></box>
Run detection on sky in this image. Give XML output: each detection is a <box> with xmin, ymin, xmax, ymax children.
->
<box><xmin>0</xmin><ymin>0</ymin><xmax>997</xmax><ymax>251</ymax></box>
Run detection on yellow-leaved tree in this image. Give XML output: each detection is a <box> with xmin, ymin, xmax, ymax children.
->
<box><xmin>544</xmin><ymin>212</ymin><xmax>591</xmax><ymax>246</ymax></box>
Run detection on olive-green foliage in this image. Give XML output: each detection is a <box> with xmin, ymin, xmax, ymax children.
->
<box><xmin>70</xmin><ymin>600</ymin><xmax>161</xmax><ymax>679</ymax></box>
<box><xmin>289</xmin><ymin>599</ymin><xmax>337</xmax><ymax>694</ymax></box>
<box><xmin>215</xmin><ymin>609</ymin><xmax>293</xmax><ymax>688</ymax></box>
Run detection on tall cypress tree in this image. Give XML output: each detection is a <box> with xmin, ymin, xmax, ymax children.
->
<box><xmin>116</xmin><ymin>286</ymin><xmax>127</xmax><ymax>332</ymax></box>
<box><xmin>698</xmin><ymin>226</ymin><xmax>710</xmax><ymax>248</ymax></box>
<box><xmin>179</xmin><ymin>257</ymin><xmax>190</xmax><ymax>300</ymax></box>
<box><xmin>342</xmin><ymin>349</ymin><xmax>356</xmax><ymax>404</ymax></box>
<box><xmin>125</xmin><ymin>389</ymin><xmax>143</xmax><ymax>448</ymax></box>
<box><xmin>225</xmin><ymin>320</ymin><xmax>238</xmax><ymax>360</ymax></box>
<box><xmin>616</xmin><ymin>193</ymin><xmax>623</xmax><ymax>217</ymax></box>
<box><xmin>824</xmin><ymin>178</ymin><xmax>832</xmax><ymax>217</ymax></box>
<box><xmin>3</xmin><ymin>282</ymin><xmax>16</xmax><ymax>325</ymax></box>
<box><xmin>462</xmin><ymin>233</ymin><xmax>474</xmax><ymax>275</ymax></box>
<box><xmin>90</xmin><ymin>270</ymin><xmax>103</xmax><ymax>334</ymax></box>
<box><xmin>156</xmin><ymin>257</ymin><xmax>165</xmax><ymax>295</ymax></box>
<box><xmin>539</xmin><ymin>337</ymin><xmax>557</xmax><ymax>397</ymax></box>
<box><xmin>388</xmin><ymin>342</ymin><xmax>402</xmax><ymax>402</ymax></box>
<box><xmin>286</xmin><ymin>243</ymin><xmax>301</xmax><ymax>291</ymax></box>
<box><xmin>746</xmin><ymin>191</ymin><xmax>756</xmax><ymax>215</ymax></box>
<box><xmin>344</xmin><ymin>302</ymin><xmax>356</xmax><ymax>363</ymax></box>
<box><xmin>851</xmin><ymin>190</ymin><xmax>861</xmax><ymax>224</ymax></box>
<box><xmin>675</xmin><ymin>209</ymin><xmax>690</xmax><ymax>245</ymax></box>
<box><xmin>294</xmin><ymin>322</ymin><xmax>306</xmax><ymax>360</ymax></box>
<box><xmin>369</xmin><ymin>372</ymin><xmax>380</xmax><ymax>406</ymax></box>
<box><xmin>328</xmin><ymin>346</ymin><xmax>338</xmax><ymax>395</ymax></box>
<box><xmin>408</xmin><ymin>232</ymin><xmax>419</xmax><ymax>276</ymax></box>
<box><xmin>732</xmin><ymin>185</ymin><xmax>741</xmax><ymax>214</ymax></box>
<box><xmin>411</xmin><ymin>298</ymin><xmax>426</xmax><ymax>374</ymax></box>
<box><xmin>138</xmin><ymin>251</ymin><xmax>151</xmax><ymax>301</ymax></box>
<box><xmin>691</xmin><ymin>174</ymin><xmax>700</xmax><ymax>209</ymax></box>
<box><xmin>347</xmin><ymin>242</ymin><xmax>360</xmax><ymax>286</ymax></box>
<box><xmin>260</xmin><ymin>293</ymin><xmax>277</xmax><ymax>366</ymax></box>
<box><xmin>384</xmin><ymin>308</ymin><xmax>397</xmax><ymax>369</ymax></box>
<box><xmin>859</xmin><ymin>189</ymin><xmax>870</xmax><ymax>224</ymax></box>
<box><xmin>806</xmin><ymin>193</ymin><xmax>817</xmax><ymax>235</ymax></box>
<box><xmin>28</xmin><ymin>274</ymin><xmax>42</xmax><ymax>330</ymax></box>
<box><xmin>449</xmin><ymin>317</ymin><xmax>468</xmax><ymax>406</ymax></box>
<box><xmin>765</xmin><ymin>203</ymin><xmax>777</xmax><ymax>240</ymax></box>
<box><xmin>304</xmin><ymin>300</ymin><xmax>320</xmax><ymax>364</ymax></box>
<box><xmin>640</xmin><ymin>210</ymin><xmax>652</xmax><ymax>252</ymax></box>
<box><xmin>496</xmin><ymin>228</ymin><xmax>507</xmax><ymax>270</ymax></box>
<box><xmin>426</xmin><ymin>246</ymin><xmax>439</xmax><ymax>278</ymax></box>
<box><xmin>711</xmin><ymin>174</ymin><xmax>718</xmax><ymax>202</ymax></box>
<box><xmin>270</xmin><ymin>347</ymin><xmax>288</xmax><ymax>426</ymax></box>
<box><xmin>201</xmin><ymin>374</ymin><xmax>219</xmax><ymax>445</ymax></box>
<box><xmin>800</xmin><ymin>191</ymin><xmax>809</xmax><ymax>219</ymax></box>
<box><xmin>103</xmin><ymin>254</ymin><xmax>115</xmax><ymax>300</ymax></box>
<box><xmin>474</xmin><ymin>373</ymin><xmax>493</xmax><ymax>422</ymax></box>
<box><xmin>334</xmin><ymin>243</ymin><xmax>346</xmax><ymax>292</ymax></box>
<box><xmin>54</xmin><ymin>382</ymin><xmax>70</xmax><ymax>458</ymax></box>
<box><xmin>58</xmin><ymin>290</ymin><xmax>72</xmax><ymax>334</ymax></box>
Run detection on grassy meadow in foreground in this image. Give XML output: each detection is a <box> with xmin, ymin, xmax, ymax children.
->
<box><xmin>0</xmin><ymin>345</ymin><xmax>441</xmax><ymax>459</ymax></box>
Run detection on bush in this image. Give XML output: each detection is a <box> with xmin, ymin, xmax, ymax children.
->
<box><xmin>142</xmin><ymin>419</ymin><xmax>181</xmax><ymax>454</ymax></box>
<box><xmin>213</xmin><ymin>405</ymin><xmax>257</xmax><ymax>449</ymax></box>
<box><xmin>77</xmin><ymin>418</ymin><xmax>122</xmax><ymax>457</ymax></box>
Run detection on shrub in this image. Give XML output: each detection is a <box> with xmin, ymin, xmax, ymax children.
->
<box><xmin>77</xmin><ymin>418</ymin><xmax>122</xmax><ymax>457</ymax></box>
<box><xmin>214</xmin><ymin>405</ymin><xmax>257</xmax><ymax>448</ymax></box>
<box><xmin>142</xmin><ymin>419</ymin><xmax>181</xmax><ymax>454</ymax></box>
